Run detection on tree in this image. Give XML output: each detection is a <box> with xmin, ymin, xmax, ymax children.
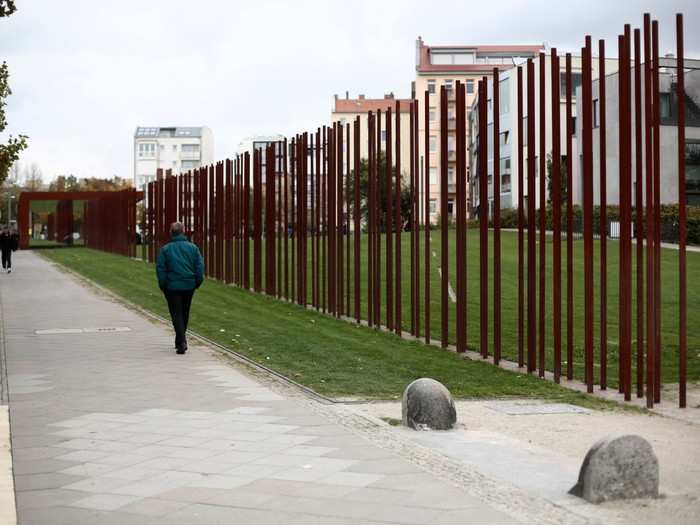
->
<box><xmin>0</xmin><ymin>3</ymin><xmax>28</xmax><ymax>185</ymax></box>
<box><xmin>24</xmin><ymin>163</ymin><xmax>43</xmax><ymax>191</ymax></box>
<box><xmin>546</xmin><ymin>153</ymin><xmax>568</xmax><ymax>205</ymax></box>
<box><xmin>346</xmin><ymin>152</ymin><xmax>412</xmax><ymax>232</ymax></box>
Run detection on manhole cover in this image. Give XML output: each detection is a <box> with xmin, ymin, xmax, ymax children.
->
<box><xmin>34</xmin><ymin>327</ymin><xmax>132</xmax><ymax>335</ymax></box>
<box><xmin>485</xmin><ymin>402</ymin><xmax>591</xmax><ymax>415</ymax></box>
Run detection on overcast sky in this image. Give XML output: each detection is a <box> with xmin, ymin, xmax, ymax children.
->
<box><xmin>1</xmin><ymin>0</ymin><xmax>698</xmax><ymax>182</ymax></box>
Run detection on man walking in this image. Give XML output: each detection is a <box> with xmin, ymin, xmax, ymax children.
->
<box><xmin>156</xmin><ymin>222</ymin><xmax>204</xmax><ymax>354</ymax></box>
<box><xmin>0</xmin><ymin>228</ymin><xmax>18</xmax><ymax>273</ymax></box>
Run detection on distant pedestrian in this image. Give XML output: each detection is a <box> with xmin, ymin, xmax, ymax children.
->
<box><xmin>156</xmin><ymin>222</ymin><xmax>204</xmax><ymax>354</ymax></box>
<box><xmin>0</xmin><ymin>228</ymin><xmax>18</xmax><ymax>273</ymax></box>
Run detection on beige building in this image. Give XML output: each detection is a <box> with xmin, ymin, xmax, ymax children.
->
<box><xmin>331</xmin><ymin>93</ymin><xmax>413</xmax><ymax>179</ymax></box>
<box><xmin>414</xmin><ymin>38</ymin><xmax>543</xmax><ymax>220</ymax></box>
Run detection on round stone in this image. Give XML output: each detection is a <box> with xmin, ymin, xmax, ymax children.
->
<box><xmin>401</xmin><ymin>378</ymin><xmax>456</xmax><ymax>430</ymax></box>
<box><xmin>569</xmin><ymin>434</ymin><xmax>659</xmax><ymax>504</ymax></box>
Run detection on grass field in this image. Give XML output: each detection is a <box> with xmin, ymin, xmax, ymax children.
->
<box><xmin>41</xmin><ymin>247</ymin><xmax>630</xmax><ymax>410</ymax></box>
<box><xmin>166</xmin><ymin>229</ymin><xmax>698</xmax><ymax>388</ymax></box>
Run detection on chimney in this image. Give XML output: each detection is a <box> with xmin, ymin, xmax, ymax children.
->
<box><xmin>346</xmin><ymin>90</ymin><xmax>349</xmax><ymax>99</ymax></box>
<box><xmin>334</xmin><ymin>94</ymin><xmax>338</xmax><ymax>101</ymax></box>
<box><xmin>358</xmin><ymin>94</ymin><xmax>365</xmax><ymax>100</ymax></box>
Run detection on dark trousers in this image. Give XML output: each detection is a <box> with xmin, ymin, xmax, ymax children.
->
<box><xmin>1</xmin><ymin>249</ymin><xmax>11</xmax><ymax>269</ymax></box>
<box><xmin>164</xmin><ymin>289</ymin><xmax>194</xmax><ymax>347</ymax></box>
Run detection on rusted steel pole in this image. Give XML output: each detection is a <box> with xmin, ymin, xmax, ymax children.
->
<box><xmin>424</xmin><ymin>91</ymin><xmax>431</xmax><ymax>345</ymax></box>
<box><xmin>619</xmin><ymin>29</ymin><xmax>633</xmax><ymax>401</ymax></box>
<box><xmin>337</xmin><ymin>125</ymin><xmax>344</xmax><ymax>317</ymax></box>
<box><xmin>413</xmin><ymin>100</ymin><xmax>420</xmax><ymax>338</ymax></box>
<box><xmin>346</xmin><ymin>123</ymin><xmax>351</xmax><ymax>316</ymax></box>
<box><xmin>310</xmin><ymin>135</ymin><xmax>316</xmax><ymax>306</ymax></box>
<box><xmin>538</xmin><ymin>52</ymin><xmax>546</xmax><ymax>378</ymax></box>
<box><xmin>652</xmin><ymin>20</ymin><xmax>662</xmax><ymax>403</ymax></box>
<box><xmin>255</xmin><ymin>150</ymin><xmax>263</xmax><ymax>292</ymax></box>
<box><xmin>599</xmin><ymin>39</ymin><xmax>609</xmax><ymax>391</ymax></box>
<box><xmin>395</xmin><ymin>101</ymin><xmax>403</xmax><ymax>335</ymax></box>
<box><xmin>676</xmin><ymin>13</ymin><xmax>687</xmax><ymax>408</ymax></box>
<box><xmin>517</xmin><ymin>66</ymin><xmax>525</xmax><ymax>368</ymax></box>
<box><xmin>217</xmin><ymin>160</ymin><xmax>225</xmax><ymax>281</ymax></box>
<box><xmin>283</xmin><ymin>142</ymin><xmax>289</xmax><ymax>299</ymax></box>
<box><xmin>644</xmin><ymin>13</ymin><xmax>655</xmax><ymax>408</ymax></box>
<box><xmin>565</xmin><ymin>53</ymin><xmax>574</xmax><ymax>380</ymax></box>
<box><xmin>316</xmin><ymin>130</ymin><xmax>321</xmax><ymax>309</ymax></box>
<box><xmin>440</xmin><ymin>85</ymin><xmax>449</xmax><ymax>348</ymax></box>
<box><xmin>552</xmin><ymin>50</ymin><xmax>562</xmax><ymax>383</ymax></box>
<box><xmin>527</xmin><ymin>59</ymin><xmax>536</xmax><ymax>374</ymax></box>
<box><xmin>321</xmin><ymin>128</ymin><xmax>327</xmax><ymax>312</ymax></box>
<box><xmin>243</xmin><ymin>153</ymin><xmax>251</xmax><ymax>290</ymax></box>
<box><xmin>329</xmin><ymin>126</ymin><xmax>337</xmax><ymax>314</ymax></box>
<box><xmin>226</xmin><ymin>159</ymin><xmax>233</xmax><ymax>284</ymax></box>
<box><xmin>492</xmin><ymin>72</ymin><xmax>501</xmax><ymax>363</ymax></box>
<box><xmin>367</xmin><ymin>115</ymin><xmax>374</xmax><ymax>326</ymax></box>
<box><xmin>354</xmin><ymin>117</ymin><xmax>361</xmax><ymax>322</ymax></box>
<box><xmin>209</xmin><ymin>165</ymin><xmax>215</xmax><ymax>276</ymax></box>
<box><xmin>386</xmin><ymin>108</ymin><xmax>394</xmax><ymax>330</ymax></box>
<box><xmin>456</xmin><ymin>81</ymin><xmax>467</xmax><ymax>354</ymax></box>
<box><xmin>290</xmin><ymin>138</ymin><xmax>296</xmax><ymax>300</ymax></box>
<box><xmin>479</xmin><ymin>77</ymin><xmax>489</xmax><ymax>359</ymax></box>
<box><xmin>582</xmin><ymin>36</ymin><xmax>594</xmax><ymax>392</ymax></box>
<box><xmin>409</xmin><ymin>104</ymin><xmax>416</xmax><ymax>335</ymax></box>
<box><xmin>277</xmin><ymin>144</ymin><xmax>283</xmax><ymax>298</ymax></box>
<box><xmin>375</xmin><ymin>112</ymin><xmax>382</xmax><ymax>326</ymax></box>
<box><xmin>634</xmin><ymin>29</ymin><xmax>645</xmax><ymax>398</ymax></box>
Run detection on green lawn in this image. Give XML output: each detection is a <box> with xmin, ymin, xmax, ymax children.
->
<box><xmin>192</xmin><ymin>229</ymin><xmax>697</xmax><ymax>388</ymax></box>
<box><xmin>41</xmin><ymin>247</ymin><xmax>629</xmax><ymax>410</ymax></box>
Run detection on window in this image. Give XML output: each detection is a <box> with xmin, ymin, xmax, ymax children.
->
<box><xmin>431</xmin><ymin>52</ymin><xmax>475</xmax><ymax>65</ymax></box>
<box><xmin>447</xmin><ymin>167</ymin><xmax>455</xmax><ymax>184</ymax></box>
<box><xmin>138</xmin><ymin>143</ymin><xmax>156</xmax><ymax>158</ymax></box>
<box><xmin>447</xmin><ymin>200</ymin><xmax>454</xmax><ymax>216</ymax></box>
<box><xmin>429</xmin><ymin>107</ymin><xmax>436</xmax><ymax>121</ymax></box>
<box><xmin>571</xmin><ymin>116</ymin><xmax>577</xmax><ymax>136</ymax></box>
<box><xmin>381</xmin><ymin>130</ymin><xmax>387</xmax><ymax>141</ymax></box>
<box><xmin>593</xmin><ymin>99</ymin><xmax>600</xmax><ymax>128</ymax></box>
<box><xmin>430</xmin><ymin>136</ymin><xmax>437</xmax><ymax>152</ymax></box>
<box><xmin>560</xmin><ymin>72</ymin><xmax>582</xmax><ymax>97</ymax></box>
<box><xmin>522</xmin><ymin>116</ymin><xmax>528</xmax><ymax>145</ymax></box>
<box><xmin>500</xmin><ymin>131</ymin><xmax>510</xmax><ymax>146</ymax></box>
<box><xmin>686</xmin><ymin>141</ymin><xmax>700</xmax><ymax>205</ymax></box>
<box><xmin>172</xmin><ymin>145</ymin><xmax>178</xmax><ymax>152</ymax></box>
<box><xmin>430</xmin><ymin>167</ymin><xmax>437</xmax><ymax>184</ymax></box>
<box><xmin>430</xmin><ymin>199</ymin><xmax>437</xmax><ymax>214</ymax></box>
<box><xmin>500</xmin><ymin>78</ymin><xmax>510</xmax><ymax>114</ymax></box>
<box><xmin>502</xmin><ymin>173</ymin><xmax>512</xmax><ymax>191</ymax></box>
<box><xmin>181</xmin><ymin>144</ymin><xmax>200</xmax><ymax>153</ymax></box>
<box><xmin>466</xmin><ymin>80</ymin><xmax>474</xmax><ymax>95</ymax></box>
<box><xmin>181</xmin><ymin>160</ymin><xmax>200</xmax><ymax>171</ymax></box>
<box><xmin>159</xmin><ymin>144</ymin><xmax>165</xmax><ymax>151</ymax></box>
<box><xmin>444</xmin><ymin>79</ymin><xmax>453</xmax><ymax>92</ymax></box>
<box><xmin>427</xmin><ymin>80</ymin><xmax>436</xmax><ymax>94</ymax></box>
<box><xmin>659</xmin><ymin>93</ymin><xmax>672</xmax><ymax>119</ymax></box>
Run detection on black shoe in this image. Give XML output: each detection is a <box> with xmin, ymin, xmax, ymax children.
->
<box><xmin>176</xmin><ymin>343</ymin><xmax>187</xmax><ymax>354</ymax></box>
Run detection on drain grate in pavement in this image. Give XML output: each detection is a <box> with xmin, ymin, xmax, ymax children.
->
<box><xmin>34</xmin><ymin>327</ymin><xmax>132</xmax><ymax>335</ymax></box>
<box><xmin>485</xmin><ymin>402</ymin><xmax>591</xmax><ymax>415</ymax></box>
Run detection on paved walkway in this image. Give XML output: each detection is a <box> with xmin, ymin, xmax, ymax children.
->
<box><xmin>0</xmin><ymin>252</ymin><xmax>535</xmax><ymax>525</ymax></box>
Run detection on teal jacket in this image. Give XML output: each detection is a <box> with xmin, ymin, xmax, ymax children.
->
<box><xmin>156</xmin><ymin>234</ymin><xmax>204</xmax><ymax>291</ymax></box>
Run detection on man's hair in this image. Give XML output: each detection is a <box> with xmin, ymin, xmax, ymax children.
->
<box><xmin>170</xmin><ymin>222</ymin><xmax>185</xmax><ymax>236</ymax></box>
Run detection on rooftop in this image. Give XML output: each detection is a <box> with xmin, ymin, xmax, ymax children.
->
<box><xmin>134</xmin><ymin>126</ymin><xmax>206</xmax><ymax>138</ymax></box>
<box><xmin>416</xmin><ymin>37</ymin><xmax>543</xmax><ymax>74</ymax></box>
<box><xmin>333</xmin><ymin>93</ymin><xmax>413</xmax><ymax>114</ymax></box>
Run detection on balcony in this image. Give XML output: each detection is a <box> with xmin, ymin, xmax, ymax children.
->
<box><xmin>447</xmin><ymin>150</ymin><xmax>456</xmax><ymax>162</ymax></box>
<box><xmin>180</xmin><ymin>151</ymin><xmax>201</xmax><ymax>161</ymax></box>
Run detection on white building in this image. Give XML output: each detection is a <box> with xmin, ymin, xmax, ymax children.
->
<box><xmin>574</xmin><ymin>60</ymin><xmax>700</xmax><ymax>207</ymax></box>
<box><xmin>133</xmin><ymin>126</ymin><xmax>214</xmax><ymax>189</ymax></box>
<box><xmin>469</xmin><ymin>53</ymin><xmax>618</xmax><ymax>215</ymax></box>
<box><xmin>237</xmin><ymin>135</ymin><xmax>286</xmax><ymax>183</ymax></box>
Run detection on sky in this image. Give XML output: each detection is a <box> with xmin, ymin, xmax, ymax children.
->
<box><xmin>1</xmin><ymin>0</ymin><xmax>698</xmax><ymax>183</ymax></box>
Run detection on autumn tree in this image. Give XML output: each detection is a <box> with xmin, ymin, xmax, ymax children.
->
<box><xmin>0</xmin><ymin>1</ymin><xmax>28</xmax><ymax>185</ymax></box>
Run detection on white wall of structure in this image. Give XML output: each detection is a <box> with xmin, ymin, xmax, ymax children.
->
<box><xmin>574</xmin><ymin>66</ymin><xmax>700</xmax><ymax>207</ymax></box>
<box><xmin>133</xmin><ymin>126</ymin><xmax>214</xmax><ymax>190</ymax></box>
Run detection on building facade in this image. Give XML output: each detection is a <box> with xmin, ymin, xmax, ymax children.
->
<box><xmin>330</xmin><ymin>93</ymin><xmax>413</xmax><ymax>180</ymax></box>
<box><xmin>133</xmin><ymin>126</ymin><xmax>214</xmax><ymax>189</ymax></box>
<box><xmin>468</xmin><ymin>53</ymin><xmax>618</xmax><ymax>216</ymax></box>
<box><xmin>415</xmin><ymin>38</ymin><xmax>543</xmax><ymax>221</ymax></box>
<box><xmin>574</xmin><ymin>61</ymin><xmax>700</xmax><ymax>207</ymax></box>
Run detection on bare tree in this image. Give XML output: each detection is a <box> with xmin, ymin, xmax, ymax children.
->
<box><xmin>24</xmin><ymin>162</ymin><xmax>43</xmax><ymax>191</ymax></box>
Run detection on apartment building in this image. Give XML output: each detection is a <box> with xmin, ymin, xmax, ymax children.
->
<box><xmin>415</xmin><ymin>37</ymin><xmax>543</xmax><ymax>221</ymax></box>
<box><xmin>330</xmin><ymin>93</ymin><xmax>413</xmax><ymax>178</ymax></box>
<box><xmin>133</xmin><ymin>126</ymin><xmax>214</xmax><ymax>189</ymax></box>
<box><xmin>468</xmin><ymin>53</ymin><xmax>619</xmax><ymax>216</ymax></box>
<box><xmin>574</xmin><ymin>60</ymin><xmax>700</xmax><ymax>207</ymax></box>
